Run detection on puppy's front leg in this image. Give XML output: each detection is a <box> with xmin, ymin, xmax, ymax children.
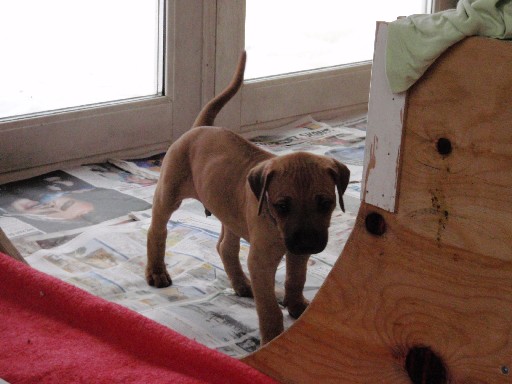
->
<box><xmin>248</xmin><ymin>244</ymin><xmax>285</xmax><ymax>345</ymax></box>
<box><xmin>216</xmin><ymin>226</ymin><xmax>252</xmax><ymax>297</ymax></box>
<box><xmin>283</xmin><ymin>253</ymin><xmax>310</xmax><ymax>319</ymax></box>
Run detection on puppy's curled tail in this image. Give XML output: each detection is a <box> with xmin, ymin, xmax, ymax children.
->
<box><xmin>192</xmin><ymin>51</ymin><xmax>246</xmax><ymax>128</ymax></box>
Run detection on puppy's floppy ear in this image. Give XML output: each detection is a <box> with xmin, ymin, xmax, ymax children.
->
<box><xmin>328</xmin><ymin>160</ymin><xmax>350</xmax><ymax>213</ymax></box>
<box><xmin>247</xmin><ymin>161</ymin><xmax>274</xmax><ymax>216</ymax></box>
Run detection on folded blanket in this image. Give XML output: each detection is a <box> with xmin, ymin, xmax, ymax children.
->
<box><xmin>0</xmin><ymin>253</ymin><xmax>276</xmax><ymax>384</ymax></box>
<box><xmin>386</xmin><ymin>0</ymin><xmax>512</xmax><ymax>93</ymax></box>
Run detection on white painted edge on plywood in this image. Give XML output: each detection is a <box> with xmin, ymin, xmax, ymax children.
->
<box><xmin>361</xmin><ymin>21</ymin><xmax>406</xmax><ymax>213</ymax></box>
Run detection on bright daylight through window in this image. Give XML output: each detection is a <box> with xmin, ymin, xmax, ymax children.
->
<box><xmin>245</xmin><ymin>0</ymin><xmax>429</xmax><ymax>79</ymax></box>
<box><xmin>0</xmin><ymin>0</ymin><xmax>162</xmax><ymax>120</ymax></box>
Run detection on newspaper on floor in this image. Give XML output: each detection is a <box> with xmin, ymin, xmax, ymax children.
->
<box><xmin>0</xmin><ymin>165</ymin><xmax>156</xmax><ymax>255</ymax></box>
<box><xmin>108</xmin><ymin>152</ymin><xmax>165</xmax><ymax>181</ymax></box>
<box><xmin>26</xmin><ymin>196</ymin><xmax>356</xmax><ymax>356</ymax></box>
<box><xmin>2</xmin><ymin>114</ymin><xmax>365</xmax><ymax>358</ymax></box>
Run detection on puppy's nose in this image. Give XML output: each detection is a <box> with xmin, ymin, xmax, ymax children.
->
<box><xmin>286</xmin><ymin>229</ymin><xmax>327</xmax><ymax>255</ymax></box>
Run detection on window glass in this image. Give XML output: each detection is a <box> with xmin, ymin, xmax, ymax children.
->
<box><xmin>245</xmin><ymin>0</ymin><xmax>429</xmax><ymax>79</ymax></box>
<box><xmin>0</xmin><ymin>0</ymin><xmax>162</xmax><ymax>120</ymax></box>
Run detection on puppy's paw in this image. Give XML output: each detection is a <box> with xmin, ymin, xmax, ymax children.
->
<box><xmin>233</xmin><ymin>279</ymin><xmax>253</xmax><ymax>298</ymax></box>
<box><xmin>283</xmin><ymin>297</ymin><xmax>309</xmax><ymax>319</ymax></box>
<box><xmin>146</xmin><ymin>268</ymin><xmax>172</xmax><ymax>288</ymax></box>
<box><xmin>233</xmin><ymin>284</ymin><xmax>253</xmax><ymax>297</ymax></box>
<box><xmin>260</xmin><ymin>323</ymin><xmax>285</xmax><ymax>346</ymax></box>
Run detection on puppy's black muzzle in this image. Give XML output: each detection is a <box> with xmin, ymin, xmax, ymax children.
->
<box><xmin>285</xmin><ymin>229</ymin><xmax>328</xmax><ymax>255</ymax></box>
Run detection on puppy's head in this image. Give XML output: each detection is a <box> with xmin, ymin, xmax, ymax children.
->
<box><xmin>248</xmin><ymin>152</ymin><xmax>350</xmax><ymax>255</ymax></box>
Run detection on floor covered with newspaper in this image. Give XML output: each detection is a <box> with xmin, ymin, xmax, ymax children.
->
<box><xmin>0</xmin><ymin>115</ymin><xmax>366</xmax><ymax>357</ymax></box>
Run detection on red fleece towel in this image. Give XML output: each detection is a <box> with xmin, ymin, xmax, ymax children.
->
<box><xmin>0</xmin><ymin>253</ymin><xmax>277</xmax><ymax>384</ymax></box>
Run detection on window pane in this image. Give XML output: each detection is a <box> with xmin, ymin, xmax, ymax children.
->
<box><xmin>0</xmin><ymin>0</ymin><xmax>162</xmax><ymax>120</ymax></box>
<box><xmin>245</xmin><ymin>0</ymin><xmax>429</xmax><ymax>79</ymax></box>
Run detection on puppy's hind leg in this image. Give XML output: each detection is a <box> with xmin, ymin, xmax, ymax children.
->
<box><xmin>217</xmin><ymin>226</ymin><xmax>252</xmax><ymax>297</ymax></box>
<box><xmin>146</xmin><ymin>183</ymin><xmax>183</xmax><ymax>288</ymax></box>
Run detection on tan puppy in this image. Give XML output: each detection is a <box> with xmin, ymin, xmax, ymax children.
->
<box><xmin>146</xmin><ymin>51</ymin><xmax>350</xmax><ymax>345</ymax></box>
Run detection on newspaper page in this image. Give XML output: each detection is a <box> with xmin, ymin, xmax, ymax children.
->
<box><xmin>0</xmin><ymin>167</ymin><xmax>155</xmax><ymax>255</ymax></box>
<box><xmin>108</xmin><ymin>153</ymin><xmax>165</xmax><ymax>180</ymax></box>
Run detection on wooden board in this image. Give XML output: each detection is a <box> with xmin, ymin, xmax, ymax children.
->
<box><xmin>397</xmin><ymin>36</ymin><xmax>512</xmax><ymax>261</ymax></box>
<box><xmin>243</xmin><ymin>36</ymin><xmax>512</xmax><ymax>383</ymax></box>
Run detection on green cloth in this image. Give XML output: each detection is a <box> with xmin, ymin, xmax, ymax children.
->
<box><xmin>386</xmin><ymin>0</ymin><xmax>512</xmax><ymax>93</ymax></box>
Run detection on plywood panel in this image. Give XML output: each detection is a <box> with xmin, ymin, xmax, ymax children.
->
<box><xmin>397</xmin><ymin>37</ymin><xmax>512</xmax><ymax>261</ymax></box>
<box><xmin>244</xmin><ymin>203</ymin><xmax>512</xmax><ymax>383</ymax></box>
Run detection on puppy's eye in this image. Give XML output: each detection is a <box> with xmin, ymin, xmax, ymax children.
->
<box><xmin>273</xmin><ymin>200</ymin><xmax>291</xmax><ymax>215</ymax></box>
<box><xmin>316</xmin><ymin>196</ymin><xmax>334</xmax><ymax>213</ymax></box>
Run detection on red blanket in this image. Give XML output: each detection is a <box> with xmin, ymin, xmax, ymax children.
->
<box><xmin>0</xmin><ymin>253</ymin><xmax>276</xmax><ymax>384</ymax></box>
